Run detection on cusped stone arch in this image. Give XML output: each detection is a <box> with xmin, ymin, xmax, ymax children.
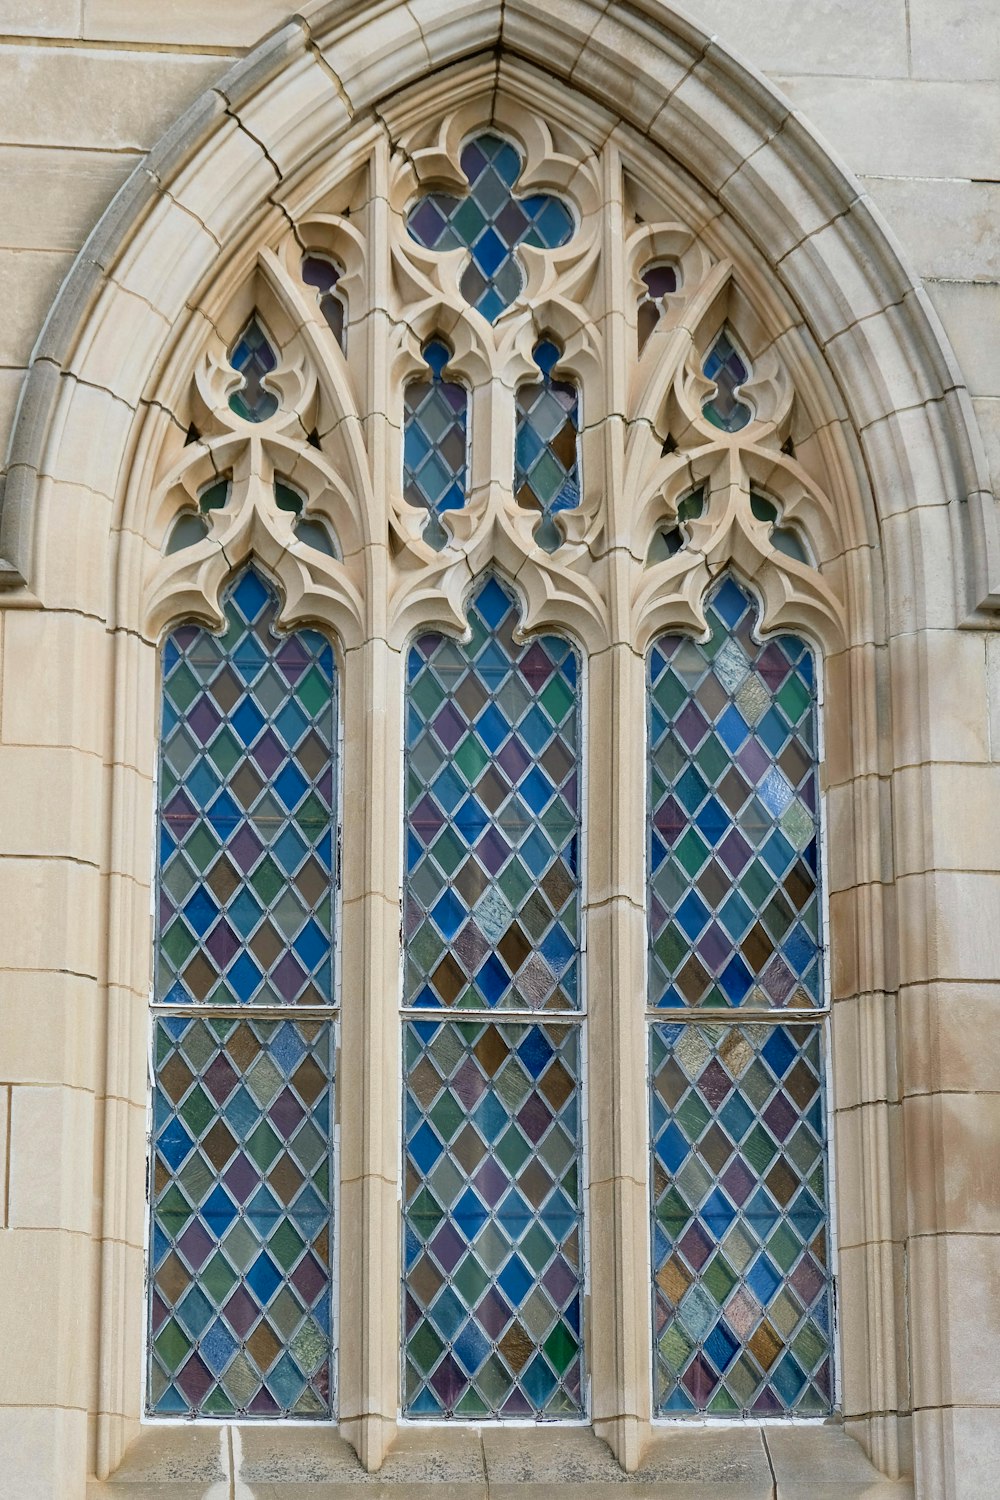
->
<box><xmin>2</xmin><ymin>4</ymin><xmax>992</xmax><ymax>1495</ymax></box>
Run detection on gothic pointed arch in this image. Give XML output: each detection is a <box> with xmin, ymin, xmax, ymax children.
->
<box><xmin>2</xmin><ymin>5</ymin><xmax>991</xmax><ymax>1495</ymax></box>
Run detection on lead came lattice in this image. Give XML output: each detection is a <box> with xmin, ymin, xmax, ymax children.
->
<box><xmin>648</xmin><ymin>578</ymin><xmax>821</xmax><ymax>1011</ymax></box>
<box><xmin>148</xmin><ymin>1015</ymin><xmax>335</xmax><ymax>1418</ymax></box>
<box><xmin>403</xmin><ymin>1018</ymin><xmax>584</xmax><ymax>1417</ymax></box>
<box><xmin>406</xmin><ymin>133</ymin><xmax>574</xmax><ymax>323</ymax></box>
<box><xmin>650</xmin><ymin>1021</ymin><xmax>833</xmax><ymax>1415</ymax></box>
<box><xmin>156</xmin><ymin>569</ymin><xmax>337</xmax><ymax>1009</ymax></box>
<box><xmin>405</xmin><ymin>576</ymin><xmax>580</xmax><ymax>1012</ymax></box>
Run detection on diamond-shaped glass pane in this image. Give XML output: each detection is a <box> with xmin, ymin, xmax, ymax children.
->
<box><xmin>648</xmin><ymin>577</ymin><xmax>821</xmax><ymax>1010</ymax></box>
<box><xmin>403</xmin><ymin>1018</ymin><xmax>583</xmax><ymax>1418</ymax></box>
<box><xmin>650</xmin><ymin>1020</ymin><xmax>833</xmax><ymax>1416</ymax></box>
<box><xmin>406</xmin><ymin>133</ymin><xmax>574</xmax><ymax>322</ymax></box>
<box><xmin>405</xmin><ymin>576</ymin><xmax>580</xmax><ymax>1012</ymax></box>
<box><xmin>156</xmin><ymin>568</ymin><xmax>337</xmax><ymax>1008</ymax></box>
<box><xmin>148</xmin><ymin>1015</ymin><xmax>335</xmax><ymax>1418</ymax></box>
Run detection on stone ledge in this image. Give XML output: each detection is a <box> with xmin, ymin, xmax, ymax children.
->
<box><xmin>87</xmin><ymin>1421</ymin><xmax>914</xmax><ymax>1498</ymax></box>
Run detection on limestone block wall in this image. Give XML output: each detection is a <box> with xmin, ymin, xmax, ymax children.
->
<box><xmin>0</xmin><ymin>3</ymin><xmax>996</xmax><ymax>1499</ymax></box>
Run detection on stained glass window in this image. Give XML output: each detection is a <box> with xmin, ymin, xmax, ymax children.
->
<box><xmin>402</xmin><ymin>576</ymin><xmax>584</xmax><ymax>1418</ymax></box>
<box><xmin>302</xmin><ymin>255</ymin><xmax>346</xmax><ymax>348</ymax></box>
<box><xmin>229</xmin><ymin>317</ymin><xmax>279</xmax><ymax>423</ymax></box>
<box><xmin>149</xmin><ymin>567</ymin><xmax>338</xmax><ymax>1418</ymax></box>
<box><xmin>702</xmin><ymin>330</ymin><xmax>752</xmax><ymax>432</ymax></box>
<box><xmin>647</xmin><ymin>578</ymin><xmax>833</xmax><ymax>1416</ymax></box>
<box><xmin>514</xmin><ymin>340</ymin><xmax>580</xmax><ymax>552</ymax></box>
<box><xmin>403</xmin><ymin>339</ymin><xmax>468</xmax><ymax>550</ymax></box>
<box><xmin>406</xmin><ymin>132</ymin><xmax>574</xmax><ymax>323</ymax></box>
<box><xmin>638</xmin><ymin>262</ymin><xmax>678</xmax><ymax>354</ymax></box>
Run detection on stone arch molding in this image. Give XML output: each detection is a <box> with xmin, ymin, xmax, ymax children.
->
<box><xmin>0</xmin><ymin>0</ymin><xmax>996</xmax><ymax>628</ymax></box>
<box><xmin>4</xmin><ymin>2</ymin><xmax>990</xmax><ymax>1493</ymax></box>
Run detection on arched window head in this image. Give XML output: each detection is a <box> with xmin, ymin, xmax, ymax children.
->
<box><xmin>403</xmin><ymin>338</ymin><xmax>468</xmax><ymax>551</ymax></box>
<box><xmin>407</xmin><ymin>132</ymin><xmax>574</xmax><ymax>322</ymax></box>
<box><xmin>647</xmin><ymin>577</ymin><xmax>832</xmax><ymax>1418</ymax></box>
<box><xmin>228</xmin><ymin>317</ymin><xmax>279</xmax><ymax>423</ymax></box>
<box><xmin>402</xmin><ymin>576</ymin><xmax>584</xmax><ymax>1419</ymax></box>
<box><xmin>638</xmin><ymin>261</ymin><xmax>679</xmax><ymax>353</ymax></box>
<box><xmin>302</xmin><ymin>255</ymin><xmax>346</xmax><ymax>350</ymax></box>
<box><xmin>515</xmin><ymin>339</ymin><xmax>580</xmax><ymax>553</ymax></box>
<box><xmin>702</xmin><ymin>329</ymin><xmax>752</xmax><ymax>433</ymax></box>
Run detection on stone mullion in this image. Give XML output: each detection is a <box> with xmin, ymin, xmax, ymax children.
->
<box><xmin>337</xmin><ymin>131</ymin><xmax>401</xmax><ymax>1472</ymax></box>
<box><xmin>336</xmin><ymin>633</ymin><xmax>402</xmax><ymax>1471</ymax></box>
<box><xmin>587</xmin><ymin>139</ymin><xmax>652</xmax><ymax>1473</ymax></box>
<box><xmin>586</xmin><ymin>638</ymin><xmax>652</xmax><ymax>1471</ymax></box>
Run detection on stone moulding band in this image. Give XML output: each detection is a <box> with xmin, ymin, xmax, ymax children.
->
<box><xmin>0</xmin><ymin>0</ymin><xmax>996</xmax><ymax>620</ymax></box>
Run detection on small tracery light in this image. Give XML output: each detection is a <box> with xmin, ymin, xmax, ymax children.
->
<box><xmin>228</xmin><ymin>317</ymin><xmax>279</xmax><ymax>423</ymax></box>
<box><xmin>302</xmin><ymin>255</ymin><xmax>346</xmax><ymax>349</ymax></box>
<box><xmin>638</xmin><ymin>262</ymin><xmax>678</xmax><ymax>353</ymax></box>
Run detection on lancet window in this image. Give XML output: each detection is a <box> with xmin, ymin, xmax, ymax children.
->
<box><xmin>143</xmin><ymin>99</ymin><xmax>845</xmax><ymax>1442</ymax></box>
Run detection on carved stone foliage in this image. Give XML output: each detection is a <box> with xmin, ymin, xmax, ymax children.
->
<box><xmin>142</xmin><ymin>97</ymin><xmax>847</xmax><ymax>660</ymax></box>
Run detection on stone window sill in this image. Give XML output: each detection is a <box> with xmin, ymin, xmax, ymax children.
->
<box><xmin>88</xmin><ymin>1421</ymin><xmax>913</xmax><ymax>1498</ymax></box>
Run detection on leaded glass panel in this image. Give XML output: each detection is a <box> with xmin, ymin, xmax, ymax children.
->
<box><xmin>404</xmin><ymin>576</ymin><xmax>580</xmax><ymax>1012</ymax></box>
<box><xmin>156</xmin><ymin>569</ymin><xmax>337</xmax><ymax>1009</ymax></box>
<box><xmin>702</xmin><ymin>330</ymin><xmax>752</xmax><ymax>432</ymax></box>
<box><xmin>650</xmin><ymin>1020</ymin><xmax>833</xmax><ymax>1415</ymax></box>
<box><xmin>647</xmin><ymin>576</ymin><xmax>832</xmax><ymax>1419</ymax></box>
<box><xmin>403</xmin><ymin>1018</ymin><xmax>583</xmax><ymax>1418</ymax></box>
<box><xmin>403</xmin><ymin>338</ymin><xmax>468</xmax><ymax>550</ymax></box>
<box><xmin>406</xmin><ymin>132</ymin><xmax>574</xmax><ymax>323</ymax></box>
<box><xmin>150</xmin><ymin>567</ymin><xmax>339</xmax><ymax>1422</ymax></box>
<box><xmin>648</xmin><ymin>578</ymin><xmax>821</xmax><ymax>1012</ymax></box>
<box><xmin>638</xmin><ymin>262</ymin><xmax>678</xmax><ymax>354</ymax></box>
<box><xmin>514</xmin><ymin>339</ymin><xmax>580</xmax><ymax>552</ymax></box>
<box><xmin>229</xmin><ymin>317</ymin><xmax>279</xmax><ymax>423</ymax></box>
<box><xmin>148</xmin><ymin>1014</ymin><xmax>335</xmax><ymax>1417</ymax></box>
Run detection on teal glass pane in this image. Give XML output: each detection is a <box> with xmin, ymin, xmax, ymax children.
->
<box><xmin>404</xmin><ymin>339</ymin><xmax>468</xmax><ymax>550</ymax></box>
<box><xmin>650</xmin><ymin>1020</ymin><xmax>833</xmax><ymax>1416</ymax></box>
<box><xmin>406</xmin><ymin>132</ymin><xmax>574</xmax><ymax>323</ymax></box>
<box><xmin>703</xmin><ymin>330</ymin><xmax>752</xmax><ymax>432</ymax></box>
<box><xmin>404</xmin><ymin>576</ymin><xmax>580</xmax><ymax>1012</ymax></box>
<box><xmin>648</xmin><ymin>577</ymin><xmax>821</xmax><ymax>1010</ymax></box>
<box><xmin>148</xmin><ymin>1015</ymin><xmax>334</xmax><ymax>1418</ymax></box>
<box><xmin>229</xmin><ymin>317</ymin><xmax>279</xmax><ymax>423</ymax></box>
<box><xmin>515</xmin><ymin>339</ymin><xmax>580</xmax><ymax>552</ymax></box>
<box><xmin>156</xmin><ymin>567</ymin><xmax>337</xmax><ymax>1007</ymax></box>
<box><xmin>403</xmin><ymin>1018</ymin><xmax>583</xmax><ymax>1418</ymax></box>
